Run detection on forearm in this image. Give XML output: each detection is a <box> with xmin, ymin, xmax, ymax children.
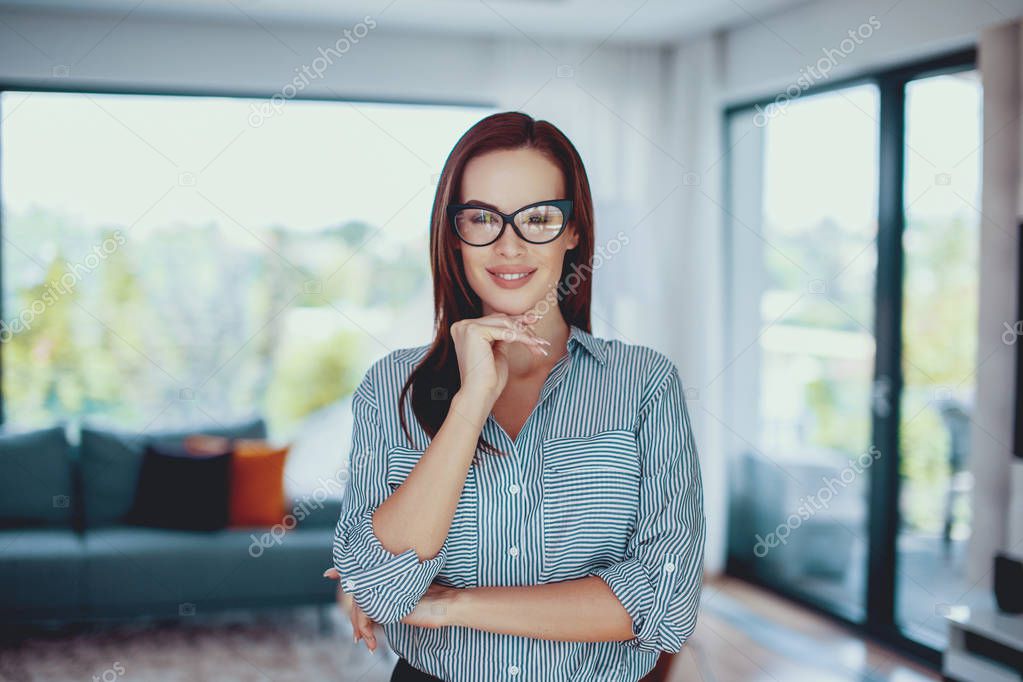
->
<box><xmin>372</xmin><ymin>388</ymin><xmax>491</xmax><ymax>560</ymax></box>
<box><xmin>451</xmin><ymin>576</ymin><xmax>635</xmax><ymax>643</ymax></box>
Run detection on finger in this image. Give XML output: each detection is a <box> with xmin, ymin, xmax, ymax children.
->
<box><xmin>466</xmin><ymin>315</ymin><xmax>545</xmax><ymax>339</ymax></box>
<box><xmin>338</xmin><ymin>592</ymin><xmax>353</xmax><ymax>617</ymax></box>
<box><xmin>354</xmin><ymin>607</ymin><xmax>377</xmax><ymax>651</ymax></box>
<box><xmin>516</xmin><ymin>311</ymin><xmax>542</xmax><ymax>325</ymax></box>
<box><xmin>457</xmin><ymin>317</ymin><xmax>552</xmax><ymax>353</ymax></box>
<box><xmin>350</xmin><ymin>611</ymin><xmax>364</xmax><ymax>644</ymax></box>
<box><xmin>484</xmin><ymin>324</ymin><xmax>552</xmax><ymax>351</ymax></box>
<box><xmin>360</xmin><ymin>623</ymin><xmax>377</xmax><ymax>652</ymax></box>
<box><xmin>323</xmin><ymin>567</ymin><xmax>340</xmax><ymax>579</ymax></box>
<box><xmin>455</xmin><ymin>318</ymin><xmax>551</xmax><ymax>362</ymax></box>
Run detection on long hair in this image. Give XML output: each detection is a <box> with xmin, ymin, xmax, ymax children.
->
<box><xmin>397</xmin><ymin>111</ymin><xmax>596</xmax><ymax>465</ymax></box>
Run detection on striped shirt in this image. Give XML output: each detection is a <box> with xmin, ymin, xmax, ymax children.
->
<box><xmin>332</xmin><ymin>324</ymin><xmax>706</xmax><ymax>682</ymax></box>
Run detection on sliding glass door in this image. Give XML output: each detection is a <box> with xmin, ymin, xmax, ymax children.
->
<box><xmin>896</xmin><ymin>68</ymin><xmax>981</xmax><ymax>648</ymax></box>
<box><xmin>724</xmin><ymin>50</ymin><xmax>980</xmax><ymax>660</ymax></box>
<box><xmin>724</xmin><ymin>84</ymin><xmax>879</xmax><ymax>622</ymax></box>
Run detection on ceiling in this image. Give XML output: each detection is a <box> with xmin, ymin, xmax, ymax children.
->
<box><xmin>0</xmin><ymin>0</ymin><xmax>814</xmax><ymax>45</ymax></box>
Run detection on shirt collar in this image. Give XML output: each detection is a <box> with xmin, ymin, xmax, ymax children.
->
<box><xmin>567</xmin><ymin>324</ymin><xmax>608</xmax><ymax>367</ymax></box>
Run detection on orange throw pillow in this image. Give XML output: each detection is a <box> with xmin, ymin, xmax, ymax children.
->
<box><xmin>228</xmin><ymin>439</ymin><xmax>290</xmax><ymax>527</ymax></box>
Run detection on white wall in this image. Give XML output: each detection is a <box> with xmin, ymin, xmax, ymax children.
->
<box><xmin>720</xmin><ymin>0</ymin><xmax>1023</xmax><ymax>106</ymax></box>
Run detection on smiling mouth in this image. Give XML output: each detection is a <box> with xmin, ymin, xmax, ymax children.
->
<box><xmin>486</xmin><ymin>267</ymin><xmax>537</xmax><ymax>288</ymax></box>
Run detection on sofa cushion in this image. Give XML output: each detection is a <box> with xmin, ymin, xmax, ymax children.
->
<box><xmin>79</xmin><ymin>417</ymin><xmax>266</xmax><ymax>528</ymax></box>
<box><xmin>0</xmin><ymin>425</ymin><xmax>73</xmax><ymax>528</ymax></box>
<box><xmin>126</xmin><ymin>441</ymin><xmax>233</xmax><ymax>531</ymax></box>
<box><xmin>229</xmin><ymin>439</ymin><xmax>290</xmax><ymax>527</ymax></box>
<box><xmin>0</xmin><ymin>528</ymin><xmax>86</xmax><ymax>621</ymax></box>
<box><xmin>82</xmin><ymin>526</ymin><xmax>335</xmax><ymax>617</ymax></box>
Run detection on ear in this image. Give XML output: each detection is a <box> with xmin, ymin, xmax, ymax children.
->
<box><xmin>566</xmin><ymin>225</ymin><xmax>580</xmax><ymax>250</ymax></box>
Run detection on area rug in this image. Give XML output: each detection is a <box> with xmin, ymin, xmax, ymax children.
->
<box><xmin>0</xmin><ymin>606</ymin><xmax>395</xmax><ymax>682</ymax></box>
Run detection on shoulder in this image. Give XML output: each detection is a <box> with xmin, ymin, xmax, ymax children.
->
<box><xmin>599</xmin><ymin>336</ymin><xmax>682</xmax><ymax>395</ymax></box>
<box><xmin>356</xmin><ymin>342</ymin><xmax>432</xmax><ymax>402</ymax></box>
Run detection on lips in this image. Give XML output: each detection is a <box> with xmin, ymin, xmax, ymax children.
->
<box><xmin>486</xmin><ymin>266</ymin><xmax>537</xmax><ymax>275</ymax></box>
<box><xmin>486</xmin><ymin>266</ymin><xmax>537</xmax><ymax>289</ymax></box>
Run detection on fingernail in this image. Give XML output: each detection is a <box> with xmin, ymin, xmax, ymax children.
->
<box><xmin>323</xmin><ymin>569</ymin><xmax>331</xmax><ymax>577</ymax></box>
<box><xmin>540</xmin><ymin>348</ymin><xmax>549</xmax><ymax>356</ymax></box>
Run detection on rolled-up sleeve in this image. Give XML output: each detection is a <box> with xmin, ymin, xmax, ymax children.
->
<box><xmin>332</xmin><ymin>364</ymin><xmax>448</xmax><ymax>624</ymax></box>
<box><xmin>590</xmin><ymin>360</ymin><xmax>706</xmax><ymax>653</ymax></box>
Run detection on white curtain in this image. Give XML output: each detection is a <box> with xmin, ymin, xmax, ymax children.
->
<box><xmin>497</xmin><ymin>35</ymin><xmax>729</xmax><ymax>575</ymax></box>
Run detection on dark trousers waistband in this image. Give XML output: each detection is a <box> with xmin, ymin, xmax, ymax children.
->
<box><xmin>389</xmin><ymin>657</ymin><xmax>445</xmax><ymax>682</ymax></box>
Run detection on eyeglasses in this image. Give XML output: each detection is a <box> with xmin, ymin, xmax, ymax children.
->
<box><xmin>446</xmin><ymin>199</ymin><xmax>574</xmax><ymax>246</ymax></box>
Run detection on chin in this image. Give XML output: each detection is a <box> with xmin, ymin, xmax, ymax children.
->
<box><xmin>480</xmin><ymin>289</ymin><xmax>545</xmax><ymax>317</ymax></box>
<box><xmin>483</xmin><ymin>298</ymin><xmax>532</xmax><ymax>316</ymax></box>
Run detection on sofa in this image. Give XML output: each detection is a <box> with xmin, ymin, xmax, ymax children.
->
<box><xmin>0</xmin><ymin>418</ymin><xmax>343</xmax><ymax>626</ymax></box>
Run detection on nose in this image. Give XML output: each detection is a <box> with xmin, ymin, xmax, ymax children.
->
<box><xmin>494</xmin><ymin>219</ymin><xmax>526</xmax><ymax>256</ymax></box>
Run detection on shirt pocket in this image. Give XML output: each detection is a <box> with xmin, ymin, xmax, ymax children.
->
<box><xmin>385</xmin><ymin>445</ymin><xmax>423</xmax><ymax>491</ymax></box>
<box><xmin>540</xmin><ymin>428</ymin><xmax>641</xmax><ymax>582</ymax></box>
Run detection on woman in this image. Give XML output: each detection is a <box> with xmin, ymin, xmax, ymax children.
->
<box><xmin>322</xmin><ymin>111</ymin><xmax>706</xmax><ymax>681</ymax></box>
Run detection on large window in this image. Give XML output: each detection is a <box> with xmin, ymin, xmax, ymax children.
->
<box><xmin>724</xmin><ymin>51</ymin><xmax>980</xmax><ymax>660</ymax></box>
<box><xmin>725</xmin><ymin>84</ymin><xmax>880</xmax><ymax>622</ymax></box>
<box><xmin>0</xmin><ymin>92</ymin><xmax>490</xmax><ymax>442</ymax></box>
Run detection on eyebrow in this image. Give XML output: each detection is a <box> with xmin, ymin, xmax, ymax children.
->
<box><xmin>461</xmin><ymin>199</ymin><xmax>502</xmax><ymax>211</ymax></box>
<box><xmin>461</xmin><ymin>199</ymin><xmax>560</xmax><ymax>212</ymax></box>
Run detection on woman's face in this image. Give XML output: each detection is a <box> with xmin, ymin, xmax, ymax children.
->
<box><xmin>454</xmin><ymin>147</ymin><xmax>579</xmax><ymax>317</ymax></box>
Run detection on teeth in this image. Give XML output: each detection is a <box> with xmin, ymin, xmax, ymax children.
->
<box><xmin>495</xmin><ymin>272</ymin><xmax>531</xmax><ymax>280</ymax></box>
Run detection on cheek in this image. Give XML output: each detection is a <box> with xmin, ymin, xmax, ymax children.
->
<box><xmin>540</xmin><ymin>250</ymin><xmax>567</xmax><ymax>284</ymax></box>
<box><xmin>458</xmin><ymin>250</ymin><xmax>487</xmax><ymax>283</ymax></box>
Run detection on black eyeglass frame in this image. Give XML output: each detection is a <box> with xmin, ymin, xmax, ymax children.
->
<box><xmin>446</xmin><ymin>199</ymin><xmax>574</xmax><ymax>246</ymax></box>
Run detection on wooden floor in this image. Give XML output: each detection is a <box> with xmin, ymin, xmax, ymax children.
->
<box><xmin>664</xmin><ymin>576</ymin><xmax>941</xmax><ymax>682</ymax></box>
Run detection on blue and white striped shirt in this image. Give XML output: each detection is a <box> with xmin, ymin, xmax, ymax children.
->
<box><xmin>332</xmin><ymin>324</ymin><xmax>706</xmax><ymax>682</ymax></box>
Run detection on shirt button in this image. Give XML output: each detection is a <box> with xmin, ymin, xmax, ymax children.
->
<box><xmin>508</xmin><ymin>483</ymin><xmax>520</xmax><ymax>495</ymax></box>
<box><xmin>343</xmin><ymin>579</ymin><xmax>355</xmax><ymax>591</ymax></box>
<box><xmin>508</xmin><ymin>546</ymin><xmax>519</xmax><ymax>557</ymax></box>
<box><xmin>508</xmin><ymin>665</ymin><xmax>520</xmax><ymax>675</ymax></box>
<box><xmin>664</xmin><ymin>561</ymin><xmax>675</xmax><ymax>573</ymax></box>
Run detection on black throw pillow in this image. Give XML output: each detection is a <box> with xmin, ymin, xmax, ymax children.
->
<box><xmin>126</xmin><ymin>440</ymin><xmax>233</xmax><ymax>531</ymax></box>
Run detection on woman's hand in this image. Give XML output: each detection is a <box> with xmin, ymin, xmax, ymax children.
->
<box><xmin>399</xmin><ymin>582</ymin><xmax>464</xmax><ymax>629</ymax></box>
<box><xmin>450</xmin><ymin>312</ymin><xmax>551</xmax><ymax>402</ymax></box>
<box><xmin>323</xmin><ymin>567</ymin><xmax>380</xmax><ymax>653</ymax></box>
